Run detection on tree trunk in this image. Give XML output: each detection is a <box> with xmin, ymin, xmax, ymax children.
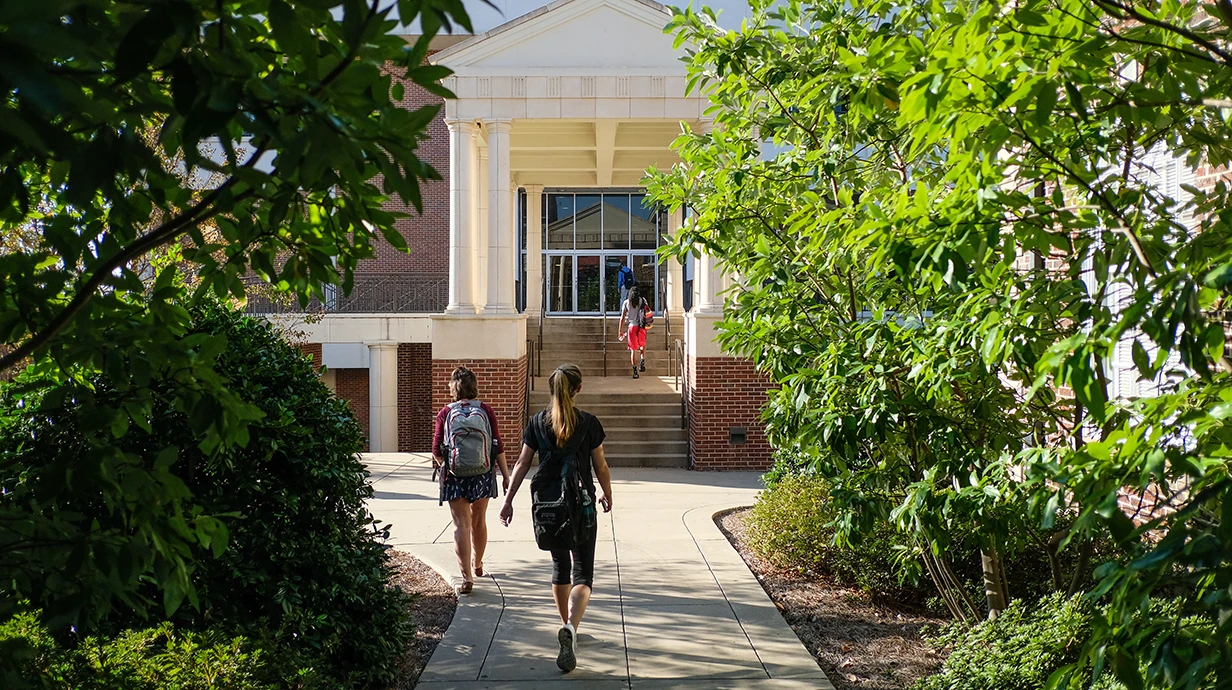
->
<box><xmin>1066</xmin><ymin>538</ymin><xmax>1094</xmax><ymax>597</ymax></box>
<box><xmin>981</xmin><ymin>547</ymin><xmax>1008</xmax><ymax>619</ymax></box>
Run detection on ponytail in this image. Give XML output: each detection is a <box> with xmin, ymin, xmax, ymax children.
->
<box><xmin>548</xmin><ymin>364</ymin><xmax>582</xmax><ymax>445</ymax></box>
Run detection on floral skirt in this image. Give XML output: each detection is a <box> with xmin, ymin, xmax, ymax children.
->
<box><xmin>441</xmin><ymin>469</ymin><xmax>498</xmax><ymax>504</ymax></box>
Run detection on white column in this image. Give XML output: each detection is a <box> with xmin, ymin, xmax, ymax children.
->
<box><xmin>475</xmin><ymin>140</ymin><xmax>489</xmax><ymax>312</ymax></box>
<box><xmin>445</xmin><ymin>121</ymin><xmax>477</xmax><ymax>314</ymax></box>
<box><xmin>367</xmin><ymin>342</ymin><xmax>399</xmax><ymax>452</ymax></box>
<box><xmin>525</xmin><ymin>184</ymin><xmax>544</xmax><ymax>316</ymax></box>
<box><xmin>694</xmin><ymin>250</ymin><xmax>725</xmax><ymax>315</ymax></box>
<box><xmin>665</xmin><ymin>208</ymin><xmax>684</xmax><ymax>316</ymax></box>
<box><xmin>485</xmin><ymin>119</ymin><xmax>516</xmax><ymax>314</ymax></box>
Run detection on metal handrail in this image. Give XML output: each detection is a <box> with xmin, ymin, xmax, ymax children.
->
<box><xmin>602</xmin><ymin>308</ymin><xmax>608</xmax><ymax>377</ymax></box>
<box><xmin>660</xmin><ymin>283</ymin><xmax>670</xmax><ymax>351</ymax></box>
<box><xmin>524</xmin><ymin>338</ymin><xmax>536</xmax><ymax>428</ymax></box>
<box><xmin>676</xmin><ymin>337</ymin><xmax>689</xmax><ymax>433</ymax></box>
<box><xmin>536</xmin><ymin>311</ymin><xmax>544</xmax><ymax>377</ymax></box>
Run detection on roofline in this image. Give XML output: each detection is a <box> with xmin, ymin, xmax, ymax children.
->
<box><xmin>431</xmin><ymin>0</ymin><xmax>673</xmax><ymax>66</ymax></box>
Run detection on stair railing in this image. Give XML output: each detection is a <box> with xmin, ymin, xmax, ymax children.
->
<box><xmin>660</xmin><ymin>283</ymin><xmax>670</xmax><ymax>351</ymax></box>
<box><xmin>602</xmin><ymin>308</ymin><xmax>608</xmax><ymax>377</ymax></box>
<box><xmin>537</xmin><ymin>311</ymin><xmax>544</xmax><ymax>377</ymax></box>
<box><xmin>524</xmin><ymin>338</ymin><xmax>533</xmax><ymax>428</ymax></box>
<box><xmin>676</xmin><ymin>338</ymin><xmax>688</xmax><ymax>431</ymax></box>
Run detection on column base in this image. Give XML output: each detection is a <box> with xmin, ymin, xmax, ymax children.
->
<box><xmin>445</xmin><ymin>303</ymin><xmax>478</xmax><ymax>315</ymax></box>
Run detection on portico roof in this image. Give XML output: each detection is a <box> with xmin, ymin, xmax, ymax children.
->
<box><xmin>432</xmin><ymin>0</ymin><xmax>678</xmax><ymax>73</ymax></box>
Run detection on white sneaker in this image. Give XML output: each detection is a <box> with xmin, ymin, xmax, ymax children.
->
<box><xmin>556</xmin><ymin>624</ymin><xmax>577</xmax><ymax>672</ymax></box>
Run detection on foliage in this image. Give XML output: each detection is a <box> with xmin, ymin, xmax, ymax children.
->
<box><xmin>914</xmin><ymin>594</ymin><xmax>1123</xmax><ymax>690</ymax></box>
<box><xmin>747</xmin><ymin>473</ymin><xmax>927</xmax><ymax>600</ymax></box>
<box><xmin>1</xmin><ymin>303</ymin><xmax>410</xmax><ymax>687</ymax></box>
<box><xmin>650</xmin><ymin>0</ymin><xmax>1232</xmax><ymax>685</ymax></box>
<box><xmin>1</xmin><ymin>609</ymin><xmax>273</xmax><ymax>690</ymax></box>
<box><xmin>0</xmin><ymin>0</ymin><xmax>474</xmax><ymax>623</ymax></box>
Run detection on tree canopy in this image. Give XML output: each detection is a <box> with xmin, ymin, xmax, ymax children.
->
<box><xmin>650</xmin><ymin>0</ymin><xmax>1232</xmax><ymax>686</ymax></box>
<box><xmin>0</xmin><ymin>0</ymin><xmax>472</xmax><ymax>625</ymax></box>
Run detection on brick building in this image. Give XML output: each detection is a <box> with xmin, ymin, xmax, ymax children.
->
<box><xmin>267</xmin><ymin>0</ymin><xmax>774</xmax><ymax>470</ymax></box>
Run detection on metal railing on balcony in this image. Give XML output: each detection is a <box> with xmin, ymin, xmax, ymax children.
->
<box><xmin>242</xmin><ymin>273</ymin><xmax>448</xmax><ymax>314</ymax></box>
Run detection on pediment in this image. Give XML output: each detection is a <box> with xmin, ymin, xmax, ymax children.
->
<box><xmin>433</xmin><ymin>0</ymin><xmax>683</xmax><ymax>74</ymax></box>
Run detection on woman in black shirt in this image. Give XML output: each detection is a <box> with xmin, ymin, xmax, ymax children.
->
<box><xmin>500</xmin><ymin>363</ymin><xmax>613</xmax><ymax>673</ymax></box>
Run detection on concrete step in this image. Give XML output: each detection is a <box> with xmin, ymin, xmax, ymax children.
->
<box><xmin>604</xmin><ymin>452</ymin><xmax>689</xmax><ymax>468</ymax></box>
<box><xmin>529</xmin><ymin>395</ymin><xmax>682</xmax><ymax>408</ymax></box>
<box><xmin>520</xmin><ymin>413</ymin><xmax>683</xmax><ymax>429</ymax></box>
<box><xmin>601</xmin><ymin>427</ymin><xmax>686</xmax><ymax>441</ymax></box>
<box><xmin>530</xmin><ymin>402</ymin><xmax>681</xmax><ymax>417</ymax></box>
<box><xmin>602</xmin><ymin>439</ymin><xmax>689</xmax><ymax>455</ymax></box>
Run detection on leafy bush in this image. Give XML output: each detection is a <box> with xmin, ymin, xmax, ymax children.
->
<box><xmin>169</xmin><ymin>304</ymin><xmax>410</xmax><ymax>687</ymax></box>
<box><xmin>0</xmin><ymin>303</ymin><xmax>411</xmax><ymax>688</ymax></box>
<box><xmin>913</xmin><ymin>594</ymin><xmax>1123</xmax><ymax>690</ymax></box>
<box><xmin>746</xmin><ymin>474</ymin><xmax>926</xmax><ymax>599</ymax></box>
<box><xmin>1</xmin><ymin>609</ymin><xmax>273</xmax><ymax>690</ymax></box>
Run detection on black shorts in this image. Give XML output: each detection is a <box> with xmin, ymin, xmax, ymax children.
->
<box><xmin>549</xmin><ymin>520</ymin><xmax>598</xmax><ymax>589</ymax></box>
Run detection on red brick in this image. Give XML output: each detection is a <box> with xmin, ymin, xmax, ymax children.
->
<box><xmin>333</xmin><ymin>368</ymin><xmax>370</xmax><ymax>451</ymax></box>
<box><xmin>688</xmin><ymin>357</ymin><xmax>776</xmax><ymax>471</ymax></box>
<box><xmin>431</xmin><ymin>357</ymin><xmax>529</xmax><ymax>456</ymax></box>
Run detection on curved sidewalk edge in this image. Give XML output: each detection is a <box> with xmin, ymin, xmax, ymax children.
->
<box><xmin>682</xmin><ymin>504</ymin><xmax>836</xmax><ymax>688</ymax></box>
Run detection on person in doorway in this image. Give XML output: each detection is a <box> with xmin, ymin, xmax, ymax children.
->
<box><xmin>617</xmin><ymin>263</ymin><xmax>635</xmax><ymax>306</ymax></box>
<box><xmin>433</xmin><ymin>366</ymin><xmax>511</xmax><ymax>594</ymax></box>
<box><xmin>499</xmin><ymin>364</ymin><xmax>613</xmax><ymax>673</ymax></box>
<box><xmin>618</xmin><ymin>284</ymin><xmax>649</xmax><ymax>378</ymax></box>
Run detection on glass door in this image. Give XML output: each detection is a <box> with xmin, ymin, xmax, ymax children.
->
<box><xmin>541</xmin><ymin>191</ymin><xmax>665</xmax><ymax>316</ymax></box>
<box><xmin>576</xmin><ymin>255</ymin><xmax>602</xmax><ymax>313</ymax></box>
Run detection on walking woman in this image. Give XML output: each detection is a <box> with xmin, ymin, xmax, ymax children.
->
<box><xmin>500</xmin><ymin>364</ymin><xmax>613</xmax><ymax>673</ymax></box>
<box><xmin>618</xmin><ymin>284</ymin><xmax>649</xmax><ymax>378</ymax></box>
<box><xmin>433</xmin><ymin>366</ymin><xmax>511</xmax><ymax>594</ymax></box>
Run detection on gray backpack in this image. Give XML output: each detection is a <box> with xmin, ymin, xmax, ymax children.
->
<box><xmin>444</xmin><ymin>401</ymin><xmax>493</xmax><ymax>478</ymax></box>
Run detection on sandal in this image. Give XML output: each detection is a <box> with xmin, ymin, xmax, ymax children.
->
<box><xmin>474</xmin><ymin>564</ymin><xmax>484</xmax><ymax>577</ymax></box>
<box><xmin>457</xmin><ymin>580</ymin><xmax>473</xmax><ymax>594</ymax></box>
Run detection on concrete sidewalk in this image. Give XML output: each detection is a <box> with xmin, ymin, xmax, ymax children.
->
<box><xmin>365</xmin><ymin>453</ymin><xmax>834</xmax><ymax>690</ymax></box>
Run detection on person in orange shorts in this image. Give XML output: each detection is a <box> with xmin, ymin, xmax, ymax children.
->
<box><xmin>618</xmin><ymin>285</ymin><xmax>649</xmax><ymax>379</ymax></box>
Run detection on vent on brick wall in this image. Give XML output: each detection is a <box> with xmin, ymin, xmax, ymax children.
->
<box><xmin>478</xmin><ymin>77</ymin><xmax>491</xmax><ymax>98</ymax></box>
<box><xmin>729</xmin><ymin>427</ymin><xmax>747</xmax><ymax>445</ymax></box>
<box><xmin>581</xmin><ymin>76</ymin><xmax>595</xmax><ymax>97</ymax></box>
<box><xmin>651</xmin><ymin>76</ymin><xmax>665</xmax><ymax>98</ymax></box>
<box><xmin>547</xmin><ymin>77</ymin><xmax>561</xmax><ymax>97</ymax></box>
<box><xmin>512</xmin><ymin>76</ymin><xmax>526</xmax><ymax>98</ymax></box>
<box><xmin>616</xmin><ymin>76</ymin><xmax>630</xmax><ymax>97</ymax></box>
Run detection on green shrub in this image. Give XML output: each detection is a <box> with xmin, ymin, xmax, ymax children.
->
<box><xmin>746</xmin><ymin>474</ymin><xmax>926</xmax><ymax>599</ymax></box>
<box><xmin>1</xmin><ymin>609</ymin><xmax>273</xmax><ymax>690</ymax></box>
<box><xmin>913</xmin><ymin>594</ymin><xmax>1123</xmax><ymax>690</ymax></box>
<box><xmin>0</xmin><ymin>303</ymin><xmax>411</xmax><ymax>688</ymax></box>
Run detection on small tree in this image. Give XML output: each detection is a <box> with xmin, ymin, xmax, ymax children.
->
<box><xmin>652</xmin><ymin>0</ymin><xmax>1231</xmax><ymax>685</ymax></box>
<box><xmin>0</xmin><ymin>0</ymin><xmax>472</xmax><ymax>623</ymax></box>
<box><xmin>1</xmin><ymin>303</ymin><xmax>410</xmax><ymax>686</ymax></box>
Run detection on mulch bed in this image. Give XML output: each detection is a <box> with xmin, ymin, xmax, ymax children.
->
<box><xmin>716</xmin><ymin>508</ymin><xmax>947</xmax><ymax>690</ymax></box>
<box><xmin>386</xmin><ymin>549</ymin><xmax>457</xmax><ymax>689</ymax></box>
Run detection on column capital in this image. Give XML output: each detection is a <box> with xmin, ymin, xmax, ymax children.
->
<box><xmin>445</xmin><ymin>119</ymin><xmax>478</xmax><ymax>134</ymax></box>
<box><xmin>484</xmin><ymin>118</ymin><xmax>514</xmax><ymax>134</ymax></box>
<box><xmin>366</xmin><ymin>341</ymin><xmax>399</xmax><ymax>351</ymax></box>
<box><xmin>524</xmin><ymin>183</ymin><xmax>544</xmax><ymax>194</ymax></box>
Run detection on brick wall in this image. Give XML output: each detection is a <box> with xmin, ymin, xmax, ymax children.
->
<box><xmin>298</xmin><ymin>343</ymin><xmax>322</xmax><ymax>369</ymax></box>
<box><xmin>356</xmin><ymin>63</ymin><xmax>450</xmax><ymax>293</ymax></box>
<box><xmin>688</xmin><ymin>356</ymin><xmax>775</xmax><ymax>471</ymax></box>
<box><xmin>398</xmin><ymin>343</ymin><xmax>434</xmax><ymax>452</ymax></box>
<box><xmin>431</xmin><ymin>357</ymin><xmax>528</xmax><ymax>455</ymax></box>
<box><xmin>334</xmin><ymin>368</ymin><xmax>370</xmax><ymax>451</ymax></box>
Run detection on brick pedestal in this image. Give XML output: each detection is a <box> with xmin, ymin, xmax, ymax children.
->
<box><xmin>688</xmin><ymin>357</ymin><xmax>774</xmax><ymax>471</ymax></box>
<box><xmin>431</xmin><ymin>356</ymin><xmax>528</xmax><ymax>453</ymax></box>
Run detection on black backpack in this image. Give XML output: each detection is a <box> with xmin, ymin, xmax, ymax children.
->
<box><xmin>529</xmin><ymin>413</ymin><xmax>595</xmax><ymax>552</ymax></box>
